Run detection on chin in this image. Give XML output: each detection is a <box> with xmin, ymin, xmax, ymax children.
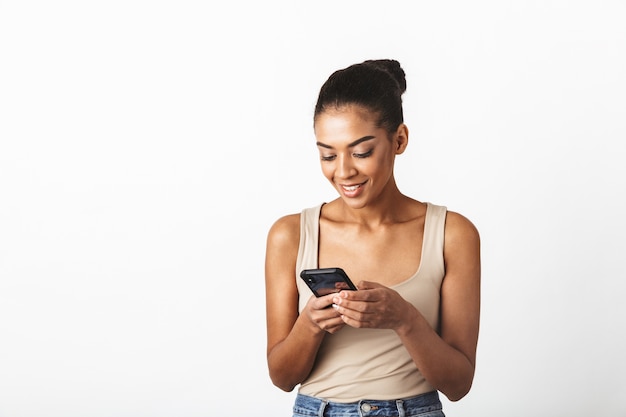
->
<box><xmin>339</xmin><ymin>196</ymin><xmax>369</xmax><ymax>209</ymax></box>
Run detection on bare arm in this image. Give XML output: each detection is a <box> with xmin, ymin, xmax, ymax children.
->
<box><xmin>265</xmin><ymin>214</ymin><xmax>346</xmax><ymax>392</ymax></box>
<box><xmin>332</xmin><ymin>211</ymin><xmax>481</xmax><ymax>401</ymax></box>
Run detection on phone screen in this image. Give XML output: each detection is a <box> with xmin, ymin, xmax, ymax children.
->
<box><xmin>299</xmin><ymin>268</ymin><xmax>357</xmax><ymax>297</ymax></box>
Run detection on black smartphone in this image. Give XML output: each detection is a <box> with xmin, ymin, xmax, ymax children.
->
<box><xmin>299</xmin><ymin>267</ymin><xmax>357</xmax><ymax>297</ymax></box>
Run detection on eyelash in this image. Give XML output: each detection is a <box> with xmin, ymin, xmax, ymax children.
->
<box><xmin>320</xmin><ymin>150</ymin><xmax>373</xmax><ymax>162</ymax></box>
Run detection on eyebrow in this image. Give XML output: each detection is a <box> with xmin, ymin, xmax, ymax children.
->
<box><xmin>316</xmin><ymin>135</ymin><xmax>376</xmax><ymax>149</ymax></box>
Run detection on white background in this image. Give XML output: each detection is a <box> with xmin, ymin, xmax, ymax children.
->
<box><xmin>1</xmin><ymin>1</ymin><xmax>625</xmax><ymax>416</ymax></box>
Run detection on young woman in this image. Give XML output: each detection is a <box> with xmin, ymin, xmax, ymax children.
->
<box><xmin>265</xmin><ymin>59</ymin><xmax>480</xmax><ymax>417</ymax></box>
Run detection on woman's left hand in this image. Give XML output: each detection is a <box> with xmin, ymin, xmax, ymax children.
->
<box><xmin>331</xmin><ymin>281</ymin><xmax>414</xmax><ymax>331</ymax></box>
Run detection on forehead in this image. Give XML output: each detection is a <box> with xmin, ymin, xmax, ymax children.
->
<box><xmin>314</xmin><ymin>105</ymin><xmax>380</xmax><ymax>140</ymax></box>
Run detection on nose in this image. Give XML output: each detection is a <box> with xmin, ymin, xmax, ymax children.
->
<box><xmin>336</xmin><ymin>154</ymin><xmax>357</xmax><ymax>179</ymax></box>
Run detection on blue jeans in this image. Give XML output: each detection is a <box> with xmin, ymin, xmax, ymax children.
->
<box><xmin>293</xmin><ymin>391</ymin><xmax>445</xmax><ymax>417</ymax></box>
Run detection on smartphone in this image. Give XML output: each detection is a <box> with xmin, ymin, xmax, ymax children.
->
<box><xmin>299</xmin><ymin>267</ymin><xmax>357</xmax><ymax>297</ymax></box>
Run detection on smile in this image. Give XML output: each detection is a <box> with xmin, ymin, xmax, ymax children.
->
<box><xmin>338</xmin><ymin>181</ymin><xmax>367</xmax><ymax>196</ymax></box>
<box><xmin>342</xmin><ymin>184</ymin><xmax>362</xmax><ymax>191</ymax></box>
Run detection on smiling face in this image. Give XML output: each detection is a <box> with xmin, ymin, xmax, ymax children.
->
<box><xmin>314</xmin><ymin>105</ymin><xmax>408</xmax><ymax>209</ymax></box>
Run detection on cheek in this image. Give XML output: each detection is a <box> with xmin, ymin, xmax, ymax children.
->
<box><xmin>364</xmin><ymin>153</ymin><xmax>391</xmax><ymax>173</ymax></box>
<box><xmin>320</xmin><ymin>163</ymin><xmax>334</xmax><ymax>179</ymax></box>
<box><xmin>362</xmin><ymin>158</ymin><xmax>394</xmax><ymax>182</ymax></box>
<box><xmin>378</xmin><ymin>148</ymin><xmax>396</xmax><ymax>166</ymax></box>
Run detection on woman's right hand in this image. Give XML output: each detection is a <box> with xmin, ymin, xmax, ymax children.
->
<box><xmin>303</xmin><ymin>293</ymin><xmax>346</xmax><ymax>334</ymax></box>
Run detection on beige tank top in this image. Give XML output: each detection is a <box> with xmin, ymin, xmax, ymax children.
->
<box><xmin>295</xmin><ymin>202</ymin><xmax>447</xmax><ymax>402</ymax></box>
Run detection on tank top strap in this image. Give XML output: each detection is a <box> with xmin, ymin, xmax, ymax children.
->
<box><xmin>419</xmin><ymin>202</ymin><xmax>447</xmax><ymax>287</ymax></box>
<box><xmin>296</xmin><ymin>204</ymin><xmax>323</xmax><ymax>310</ymax></box>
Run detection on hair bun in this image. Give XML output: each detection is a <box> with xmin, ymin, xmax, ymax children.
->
<box><xmin>363</xmin><ymin>59</ymin><xmax>406</xmax><ymax>95</ymax></box>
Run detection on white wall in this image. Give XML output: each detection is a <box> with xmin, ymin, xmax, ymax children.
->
<box><xmin>1</xmin><ymin>1</ymin><xmax>625</xmax><ymax>416</ymax></box>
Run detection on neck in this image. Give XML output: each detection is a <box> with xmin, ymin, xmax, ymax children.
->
<box><xmin>336</xmin><ymin>179</ymin><xmax>408</xmax><ymax>226</ymax></box>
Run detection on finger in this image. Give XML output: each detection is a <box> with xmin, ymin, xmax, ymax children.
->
<box><xmin>334</xmin><ymin>289</ymin><xmax>377</xmax><ymax>305</ymax></box>
<box><xmin>356</xmin><ymin>280</ymin><xmax>384</xmax><ymax>290</ymax></box>
<box><xmin>319</xmin><ymin>316</ymin><xmax>346</xmax><ymax>333</ymax></box>
<box><xmin>337</xmin><ymin>310</ymin><xmax>375</xmax><ymax>329</ymax></box>
<box><xmin>324</xmin><ymin>324</ymin><xmax>345</xmax><ymax>334</ymax></box>
<box><xmin>313</xmin><ymin>293</ymin><xmax>337</xmax><ymax>310</ymax></box>
<box><xmin>333</xmin><ymin>302</ymin><xmax>372</xmax><ymax>322</ymax></box>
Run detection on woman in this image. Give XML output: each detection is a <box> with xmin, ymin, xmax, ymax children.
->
<box><xmin>265</xmin><ymin>59</ymin><xmax>480</xmax><ymax>416</ymax></box>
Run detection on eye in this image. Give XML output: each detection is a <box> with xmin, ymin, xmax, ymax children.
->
<box><xmin>320</xmin><ymin>155</ymin><xmax>337</xmax><ymax>162</ymax></box>
<box><xmin>353</xmin><ymin>149</ymin><xmax>373</xmax><ymax>158</ymax></box>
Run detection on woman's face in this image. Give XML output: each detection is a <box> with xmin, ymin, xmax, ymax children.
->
<box><xmin>313</xmin><ymin>105</ymin><xmax>407</xmax><ymax>209</ymax></box>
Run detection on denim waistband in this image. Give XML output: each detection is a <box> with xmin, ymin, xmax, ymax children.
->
<box><xmin>293</xmin><ymin>391</ymin><xmax>444</xmax><ymax>417</ymax></box>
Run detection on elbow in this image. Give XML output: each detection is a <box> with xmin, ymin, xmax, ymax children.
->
<box><xmin>274</xmin><ymin>381</ymin><xmax>297</xmax><ymax>393</ymax></box>
<box><xmin>269</xmin><ymin>371</ymin><xmax>298</xmax><ymax>393</ymax></box>
<box><xmin>268</xmin><ymin>362</ymin><xmax>300</xmax><ymax>392</ymax></box>
<box><xmin>267</xmin><ymin>358</ymin><xmax>300</xmax><ymax>392</ymax></box>
<box><xmin>435</xmin><ymin>358</ymin><xmax>476</xmax><ymax>402</ymax></box>
<box><xmin>446</xmin><ymin>391</ymin><xmax>468</xmax><ymax>403</ymax></box>
<box><xmin>267</xmin><ymin>351</ymin><xmax>308</xmax><ymax>393</ymax></box>
<box><xmin>441</xmin><ymin>379</ymin><xmax>473</xmax><ymax>402</ymax></box>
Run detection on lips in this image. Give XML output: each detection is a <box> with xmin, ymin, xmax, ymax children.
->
<box><xmin>338</xmin><ymin>180</ymin><xmax>367</xmax><ymax>197</ymax></box>
<box><xmin>342</xmin><ymin>184</ymin><xmax>361</xmax><ymax>192</ymax></box>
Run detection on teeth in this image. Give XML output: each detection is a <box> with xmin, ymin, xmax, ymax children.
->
<box><xmin>343</xmin><ymin>185</ymin><xmax>360</xmax><ymax>191</ymax></box>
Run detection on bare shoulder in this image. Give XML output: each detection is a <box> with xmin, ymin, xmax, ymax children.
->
<box><xmin>443</xmin><ymin>210</ymin><xmax>480</xmax><ymax>272</ymax></box>
<box><xmin>444</xmin><ymin>210</ymin><xmax>480</xmax><ymax>246</ymax></box>
<box><xmin>267</xmin><ymin>213</ymin><xmax>301</xmax><ymax>249</ymax></box>
<box><xmin>266</xmin><ymin>213</ymin><xmax>302</xmax><ymax>278</ymax></box>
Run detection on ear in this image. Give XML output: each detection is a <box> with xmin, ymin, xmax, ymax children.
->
<box><xmin>394</xmin><ymin>124</ymin><xmax>409</xmax><ymax>155</ymax></box>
